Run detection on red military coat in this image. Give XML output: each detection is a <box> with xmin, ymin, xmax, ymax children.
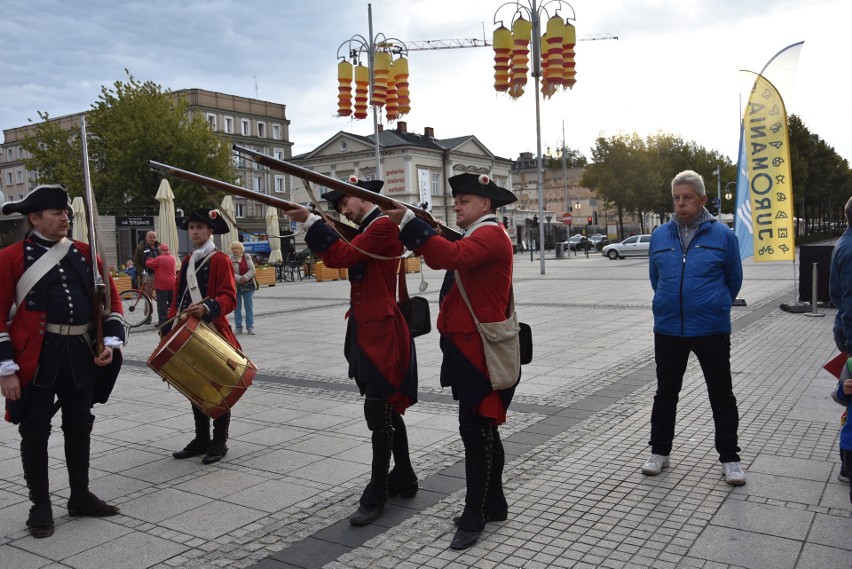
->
<box><xmin>399</xmin><ymin>217</ymin><xmax>515</xmax><ymax>423</ymax></box>
<box><xmin>0</xmin><ymin>238</ymin><xmax>125</xmax><ymax>422</ymax></box>
<box><xmin>305</xmin><ymin>210</ymin><xmax>415</xmax><ymax>411</ymax></box>
<box><xmin>168</xmin><ymin>250</ymin><xmax>239</xmax><ymax>349</ymax></box>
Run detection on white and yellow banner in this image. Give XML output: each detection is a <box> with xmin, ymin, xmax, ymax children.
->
<box><xmin>744</xmin><ymin>73</ymin><xmax>795</xmax><ymax>261</ymax></box>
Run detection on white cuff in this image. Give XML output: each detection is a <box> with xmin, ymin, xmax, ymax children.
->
<box><xmin>0</xmin><ymin>359</ymin><xmax>20</xmax><ymax>376</ymax></box>
<box><xmin>104</xmin><ymin>336</ymin><xmax>123</xmax><ymax>349</ymax></box>
<box><xmin>303</xmin><ymin>213</ymin><xmax>322</xmax><ymax>230</ymax></box>
<box><xmin>399</xmin><ymin>209</ymin><xmax>416</xmax><ymax>229</ymax></box>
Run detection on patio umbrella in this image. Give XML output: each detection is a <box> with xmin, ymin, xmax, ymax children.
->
<box><xmin>70</xmin><ymin>196</ymin><xmax>88</xmax><ymax>244</ymax></box>
<box><xmin>155</xmin><ymin>179</ymin><xmax>181</xmax><ymax>268</ymax></box>
<box><xmin>219</xmin><ymin>195</ymin><xmax>240</xmax><ymax>251</ymax></box>
<box><xmin>265</xmin><ymin>205</ymin><xmax>283</xmax><ymax>264</ymax></box>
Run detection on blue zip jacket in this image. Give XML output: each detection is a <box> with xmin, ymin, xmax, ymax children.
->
<box><xmin>829</xmin><ymin>227</ymin><xmax>852</xmax><ymax>354</ymax></box>
<box><xmin>649</xmin><ymin>218</ymin><xmax>743</xmax><ymax>337</ymax></box>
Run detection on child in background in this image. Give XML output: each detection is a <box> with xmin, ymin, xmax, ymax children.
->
<box><xmin>125</xmin><ymin>259</ymin><xmax>138</xmax><ymax>289</ymax></box>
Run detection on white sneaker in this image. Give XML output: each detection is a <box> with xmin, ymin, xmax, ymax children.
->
<box><xmin>641</xmin><ymin>453</ymin><xmax>670</xmax><ymax>476</ymax></box>
<box><xmin>722</xmin><ymin>461</ymin><xmax>746</xmax><ymax>486</ymax></box>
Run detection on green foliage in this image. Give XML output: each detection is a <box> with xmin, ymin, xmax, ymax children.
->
<box><xmin>21</xmin><ymin>71</ymin><xmax>236</xmax><ymax>215</ymax></box>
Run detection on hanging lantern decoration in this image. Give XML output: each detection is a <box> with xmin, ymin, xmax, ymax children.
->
<box><xmin>540</xmin><ymin>34</ymin><xmax>557</xmax><ymax>99</ymax></box>
<box><xmin>371</xmin><ymin>50</ymin><xmax>392</xmax><ymax>107</ymax></box>
<box><xmin>385</xmin><ymin>58</ymin><xmax>399</xmax><ymax>121</ymax></box>
<box><xmin>562</xmin><ymin>21</ymin><xmax>577</xmax><ymax>90</ymax></box>
<box><xmin>492</xmin><ymin>25</ymin><xmax>512</xmax><ymax>93</ymax></box>
<box><xmin>336</xmin><ymin>60</ymin><xmax>353</xmax><ymax>117</ymax></box>
<box><xmin>353</xmin><ymin>64</ymin><xmax>370</xmax><ymax>120</ymax></box>
<box><xmin>543</xmin><ymin>15</ymin><xmax>565</xmax><ymax>89</ymax></box>
<box><xmin>394</xmin><ymin>56</ymin><xmax>411</xmax><ymax>117</ymax></box>
<box><xmin>508</xmin><ymin>16</ymin><xmax>531</xmax><ymax>99</ymax></box>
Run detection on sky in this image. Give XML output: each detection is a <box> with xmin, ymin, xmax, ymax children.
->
<box><xmin>2</xmin><ymin>0</ymin><xmax>850</xmax><ymax>169</ymax></box>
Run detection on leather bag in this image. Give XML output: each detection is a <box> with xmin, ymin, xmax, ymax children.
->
<box><xmin>398</xmin><ymin>259</ymin><xmax>431</xmax><ymax>338</ymax></box>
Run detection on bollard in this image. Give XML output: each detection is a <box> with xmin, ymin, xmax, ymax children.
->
<box><xmin>804</xmin><ymin>262</ymin><xmax>825</xmax><ymax>318</ymax></box>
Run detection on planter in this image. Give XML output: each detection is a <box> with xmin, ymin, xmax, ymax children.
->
<box><xmin>404</xmin><ymin>256</ymin><xmax>421</xmax><ymax>273</ymax></box>
<box><xmin>314</xmin><ymin>261</ymin><xmax>340</xmax><ymax>282</ymax></box>
<box><xmin>339</xmin><ymin>268</ymin><xmax>349</xmax><ymax>280</ymax></box>
<box><xmin>255</xmin><ymin>266</ymin><xmax>276</xmax><ymax>287</ymax></box>
<box><xmin>112</xmin><ymin>275</ymin><xmax>132</xmax><ymax>291</ymax></box>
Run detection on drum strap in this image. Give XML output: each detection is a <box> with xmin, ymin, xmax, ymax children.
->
<box><xmin>186</xmin><ymin>252</ymin><xmax>213</xmax><ymax>305</ymax></box>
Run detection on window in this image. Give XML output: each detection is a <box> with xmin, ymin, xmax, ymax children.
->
<box><xmin>236</xmin><ymin>203</ymin><xmax>245</xmax><ymax>218</ymax></box>
<box><xmin>274</xmin><ymin>149</ymin><xmax>283</xmax><ymax>160</ymax></box>
<box><xmin>622</xmin><ymin>236</ymin><xmax>639</xmax><ymax>245</ymax></box>
<box><xmin>241</xmin><ymin>119</ymin><xmax>250</xmax><ymax>136</ymax></box>
<box><xmin>431</xmin><ymin>173</ymin><xmax>440</xmax><ymax>195</ymax></box>
<box><xmin>4</xmin><ymin>172</ymin><xmax>11</xmax><ymax>186</ymax></box>
<box><xmin>206</xmin><ymin>113</ymin><xmax>217</xmax><ymax>130</ymax></box>
<box><xmin>224</xmin><ymin>116</ymin><xmax>233</xmax><ymax>134</ymax></box>
<box><xmin>253</xmin><ymin>176</ymin><xmax>263</xmax><ymax>192</ymax></box>
<box><xmin>274</xmin><ymin>176</ymin><xmax>285</xmax><ymax>193</ymax></box>
<box><xmin>272</xmin><ymin>123</ymin><xmax>281</xmax><ymax>140</ymax></box>
<box><xmin>256</xmin><ymin>122</ymin><xmax>265</xmax><ymax>138</ymax></box>
<box><xmin>15</xmin><ymin>169</ymin><xmax>23</xmax><ymax>184</ymax></box>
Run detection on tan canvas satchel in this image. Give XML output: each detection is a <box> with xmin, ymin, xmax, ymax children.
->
<box><xmin>454</xmin><ymin>271</ymin><xmax>521</xmax><ymax>391</ymax></box>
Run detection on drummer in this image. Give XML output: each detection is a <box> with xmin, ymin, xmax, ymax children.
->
<box><xmin>162</xmin><ymin>208</ymin><xmax>239</xmax><ymax>465</ymax></box>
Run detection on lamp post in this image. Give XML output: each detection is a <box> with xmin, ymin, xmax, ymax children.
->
<box><xmin>492</xmin><ymin>0</ymin><xmax>577</xmax><ymax>274</ymax></box>
<box><xmin>336</xmin><ymin>4</ymin><xmax>409</xmax><ymax>176</ymax></box>
<box><xmin>712</xmin><ymin>164</ymin><xmax>722</xmax><ymax>221</ymax></box>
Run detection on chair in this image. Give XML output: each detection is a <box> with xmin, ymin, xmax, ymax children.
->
<box><xmin>285</xmin><ymin>253</ymin><xmax>304</xmax><ymax>281</ymax></box>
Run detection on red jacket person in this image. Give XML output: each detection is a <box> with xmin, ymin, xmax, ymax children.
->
<box><xmin>283</xmin><ymin>176</ymin><xmax>418</xmax><ymax>526</ymax></box>
<box><xmin>0</xmin><ymin>184</ymin><xmax>126</xmax><ymax>538</ymax></box>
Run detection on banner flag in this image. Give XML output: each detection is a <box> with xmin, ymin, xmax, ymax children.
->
<box><xmin>733</xmin><ymin>122</ymin><xmax>753</xmax><ymax>259</ymax></box>
<box><xmin>743</xmin><ymin>72</ymin><xmax>795</xmax><ymax>262</ymax></box>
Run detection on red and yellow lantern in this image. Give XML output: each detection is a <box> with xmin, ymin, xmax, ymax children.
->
<box><xmin>394</xmin><ymin>56</ymin><xmax>410</xmax><ymax>117</ymax></box>
<box><xmin>385</xmin><ymin>58</ymin><xmax>399</xmax><ymax>121</ymax></box>
<box><xmin>492</xmin><ymin>25</ymin><xmax>512</xmax><ymax>93</ymax></box>
<box><xmin>543</xmin><ymin>15</ymin><xmax>565</xmax><ymax>89</ymax></box>
<box><xmin>353</xmin><ymin>64</ymin><xmax>370</xmax><ymax>120</ymax></box>
<box><xmin>336</xmin><ymin>60</ymin><xmax>353</xmax><ymax>117</ymax></box>
<box><xmin>509</xmin><ymin>16</ymin><xmax>531</xmax><ymax>99</ymax></box>
<box><xmin>562</xmin><ymin>21</ymin><xmax>577</xmax><ymax>90</ymax></box>
<box><xmin>540</xmin><ymin>34</ymin><xmax>557</xmax><ymax>99</ymax></box>
<box><xmin>371</xmin><ymin>50</ymin><xmax>392</xmax><ymax>107</ymax></box>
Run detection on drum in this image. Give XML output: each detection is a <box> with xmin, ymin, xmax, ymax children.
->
<box><xmin>147</xmin><ymin>315</ymin><xmax>256</xmax><ymax>419</ymax></box>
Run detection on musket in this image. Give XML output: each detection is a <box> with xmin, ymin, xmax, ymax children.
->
<box><xmin>148</xmin><ymin>160</ymin><xmax>359</xmax><ymax>242</ymax></box>
<box><xmin>79</xmin><ymin>117</ymin><xmax>107</xmax><ymax>355</ymax></box>
<box><xmin>232</xmin><ymin>144</ymin><xmax>464</xmax><ymax>242</ymax></box>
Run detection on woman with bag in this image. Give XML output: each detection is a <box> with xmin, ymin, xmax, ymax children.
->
<box><xmin>229</xmin><ymin>241</ymin><xmax>256</xmax><ymax>335</ymax></box>
<box><xmin>383</xmin><ymin>173</ymin><xmax>519</xmax><ymax>551</ymax></box>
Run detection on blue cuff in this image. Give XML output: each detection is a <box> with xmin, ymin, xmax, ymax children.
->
<box><xmin>399</xmin><ymin>218</ymin><xmax>437</xmax><ymax>251</ymax></box>
<box><xmin>305</xmin><ymin>220</ymin><xmax>340</xmax><ymax>253</ymax></box>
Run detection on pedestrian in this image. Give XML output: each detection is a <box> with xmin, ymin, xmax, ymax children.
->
<box><xmin>283</xmin><ymin>176</ymin><xmax>418</xmax><ymax>527</ymax></box>
<box><xmin>828</xmin><ymin>195</ymin><xmax>852</xmax><ymax>484</ymax></box>
<box><xmin>145</xmin><ymin>243</ymin><xmax>177</xmax><ymax>327</ymax></box>
<box><xmin>164</xmin><ymin>208</ymin><xmax>238</xmax><ymax>465</ymax></box>
<box><xmin>383</xmin><ymin>173</ymin><xmax>519</xmax><ymax>550</ymax></box>
<box><xmin>643</xmin><ymin>169</ymin><xmax>745</xmax><ymax>485</ymax></box>
<box><xmin>133</xmin><ymin>230</ymin><xmax>160</xmax><ymax>293</ymax></box>
<box><xmin>834</xmin><ymin>371</ymin><xmax>852</xmax><ymax>503</ymax></box>
<box><xmin>229</xmin><ymin>241</ymin><xmax>256</xmax><ymax>335</ymax></box>
<box><xmin>0</xmin><ymin>184</ymin><xmax>126</xmax><ymax>538</ymax></box>
<box><xmin>125</xmin><ymin>259</ymin><xmax>138</xmax><ymax>289</ymax></box>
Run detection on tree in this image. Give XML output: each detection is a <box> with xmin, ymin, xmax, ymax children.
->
<box><xmin>22</xmin><ymin>71</ymin><xmax>236</xmax><ymax>215</ymax></box>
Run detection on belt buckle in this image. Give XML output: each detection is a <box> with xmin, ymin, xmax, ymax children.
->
<box><xmin>59</xmin><ymin>324</ymin><xmax>72</xmax><ymax>335</ymax></box>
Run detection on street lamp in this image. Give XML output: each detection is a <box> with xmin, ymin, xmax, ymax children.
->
<box><xmin>492</xmin><ymin>0</ymin><xmax>577</xmax><ymax>274</ymax></box>
<box><xmin>336</xmin><ymin>3</ymin><xmax>410</xmax><ymax>175</ymax></box>
<box><xmin>724</xmin><ymin>181</ymin><xmax>736</xmax><ymax>202</ymax></box>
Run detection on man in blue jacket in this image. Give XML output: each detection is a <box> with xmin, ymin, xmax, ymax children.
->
<box><xmin>643</xmin><ymin>169</ymin><xmax>745</xmax><ymax>485</ymax></box>
<box><xmin>829</xmin><ymin>196</ymin><xmax>852</xmax><ymax>484</ymax></box>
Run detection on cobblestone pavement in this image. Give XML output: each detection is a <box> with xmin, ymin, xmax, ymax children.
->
<box><xmin>1</xmin><ymin>251</ymin><xmax>849</xmax><ymax>569</ymax></box>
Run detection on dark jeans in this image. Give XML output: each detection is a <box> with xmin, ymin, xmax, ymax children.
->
<box><xmin>156</xmin><ymin>289</ymin><xmax>172</xmax><ymax>325</ymax></box>
<box><xmin>650</xmin><ymin>333</ymin><xmax>741</xmax><ymax>463</ymax></box>
<box><xmin>843</xmin><ymin>449</ymin><xmax>852</xmax><ymax>504</ymax></box>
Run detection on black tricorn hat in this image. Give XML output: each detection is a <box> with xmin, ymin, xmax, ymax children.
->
<box><xmin>1</xmin><ymin>184</ymin><xmax>70</xmax><ymax>216</ymax></box>
<box><xmin>181</xmin><ymin>208</ymin><xmax>230</xmax><ymax>234</ymax></box>
<box><xmin>322</xmin><ymin>176</ymin><xmax>384</xmax><ymax>212</ymax></box>
<box><xmin>449</xmin><ymin>174</ymin><xmax>517</xmax><ymax>208</ymax></box>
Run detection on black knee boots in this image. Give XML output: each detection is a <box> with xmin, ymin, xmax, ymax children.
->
<box><xmin>173</xmin><ymin>405</ymin><xmax>211</xmax><ymax>459</ymax></box>
<box><xmin>350</xmin><ymin>400</ymin><xmax>392</xmax><ymax>525</ymax></box>
<box><xmin>203</xmin><ymin>412</ymin><xmax>230</xmax><ymax>464</ymax></box>
<box><xmin>451</xmin><ymin>426</ymin><xmax>494</xmax><ymax>550</ymax></box>
<box><xmin>387</xmin><ymin>412</ymin><xmax>418</xmax><ymax>498</ymax></box>
<box><xmin>62</xmin><ymin>420</ymin><xmax>119</xmax><ymax>517</ymax></box>
<box><xmin>484</xmin><ymin>425</ymin><xmax>508</xmax><ymax>522</ymax></box>
<box><xmin>19</xmin><ymin>421</ymin><xmax>53</xmax><ymax>538</ymax></box>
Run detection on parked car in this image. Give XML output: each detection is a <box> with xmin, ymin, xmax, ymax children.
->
<box><xmin>602</xmin><ymin>234</ymin><xmax>652</xmax><ymax>259</ymax></box>
<box><xmin>589</xmin><ymin>234</ymin><xmax>611</xmax><ymax>250</ymax></box>
<box><xmin>564</xmin><ymin>234</ymin><xmax>592</xmax><ymax>251</ymax></box>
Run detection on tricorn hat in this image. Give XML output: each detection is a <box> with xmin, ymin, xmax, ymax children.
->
<box><xmin>1</xmin><ymin>184</ymin><xmax>70</xmax><ymax>216</ymax></box>
<box><xmin>449</xmin><ymin>174</ymin><xmax>516</xmax><ymax>209</ymax></box>
<box><xmin>322</xmin><ymin>175</ymin><xmax>384</xmax><ymax>212</ymax></box>
<box><xmin>181</xmin><ymin>208</ymin><xmax>230</xmax><ymax>235</ymax></box>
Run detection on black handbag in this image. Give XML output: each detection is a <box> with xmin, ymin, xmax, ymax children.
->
<box><xmin>519</xmin><ymin>322</ymin><xmax>533</xmax><ymax>364</ymax></box>
<box><xmin>398</xmin><ymin>259</ymin><xmax>431</xmax><ymax>338</ymax></box>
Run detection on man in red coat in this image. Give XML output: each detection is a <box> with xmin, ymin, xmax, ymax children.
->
<box><xmin>283</xmin><ymin>177</ymin><xmax>418</xmax><ymax>526</ymax></box>
<box><xmin>383</xmin><ymin>173</ymin><xmax>518</xmax><ymax>550</ymax></box>
<box><xmin>145</xmin><ymin>243</ymin><xmax>177</xmax><ymax>326</ymax></box>
<box><xmin>164</xmin><ymin>208</ymin><xmax>238</xmax><ymax>465</ymax></box>
<box><xmin>0</xmin><ymin>184</ymin><xmax>126</xmax><ymax>538</ymax></box>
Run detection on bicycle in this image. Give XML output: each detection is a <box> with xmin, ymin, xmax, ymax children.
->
<box><xmin>119</xmin><ymin>277</ymin><xmax>155</xmax><ymax>328</ymax></box>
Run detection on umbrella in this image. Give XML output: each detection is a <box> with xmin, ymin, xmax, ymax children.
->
<box><xmin>219</xmin><ymin>195</ymin><xmax>240</xmax><ymax>251</ymax></box>
<box><xmin>265</xmin><ymin>205</ymin><xmax>283</xmax><ymax>264</ymax></box>
<box><xmin>70</xmin><ymin>196</ymin><xmax>88</xmax><ymax>243</ymax></box>
<box><xmin>155</xmin><ymin>179</ymin><xmax>181</xmax><ymax>269</ymax></box>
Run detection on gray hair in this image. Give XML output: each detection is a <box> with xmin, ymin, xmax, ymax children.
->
<box><xmin>845</xmin><ymin>196</ymin><xmax>852</xmax><ymax>226</ymax></box>
<box><xmin>671</xmin><ymin>170</ymin><xmax>706</xmax><ymax>197</ymax></box>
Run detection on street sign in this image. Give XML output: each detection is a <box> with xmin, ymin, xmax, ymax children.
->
<box><xmin>562</xmin><ymin>213</ymin><xmax>573</xmax><ymax>225</ymax></box>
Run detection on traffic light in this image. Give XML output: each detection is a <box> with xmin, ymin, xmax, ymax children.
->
<box><xmin>708</xmin><ymin>198</ymin><xmax>720</xmax><ymax>215</ymax></box>
<box><xmin>593</xmin><ymin>211</ymin><xmax>598</xmax><ymax>225</ymax></box>
<box><xmin>587</xmin><ymin>216</ymin><xmax>593</xmax><ymax>224</ymax></box>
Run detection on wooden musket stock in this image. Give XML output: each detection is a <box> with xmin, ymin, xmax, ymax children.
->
<box><xmin>231</xmin><ymin>145</ymin><xmax>463</xmax><ymax>242</ymax></box>
<box><xmin>148</xmin><ymin>160</ymin><xmax>359</xmax><ymax>241</ymax></box>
